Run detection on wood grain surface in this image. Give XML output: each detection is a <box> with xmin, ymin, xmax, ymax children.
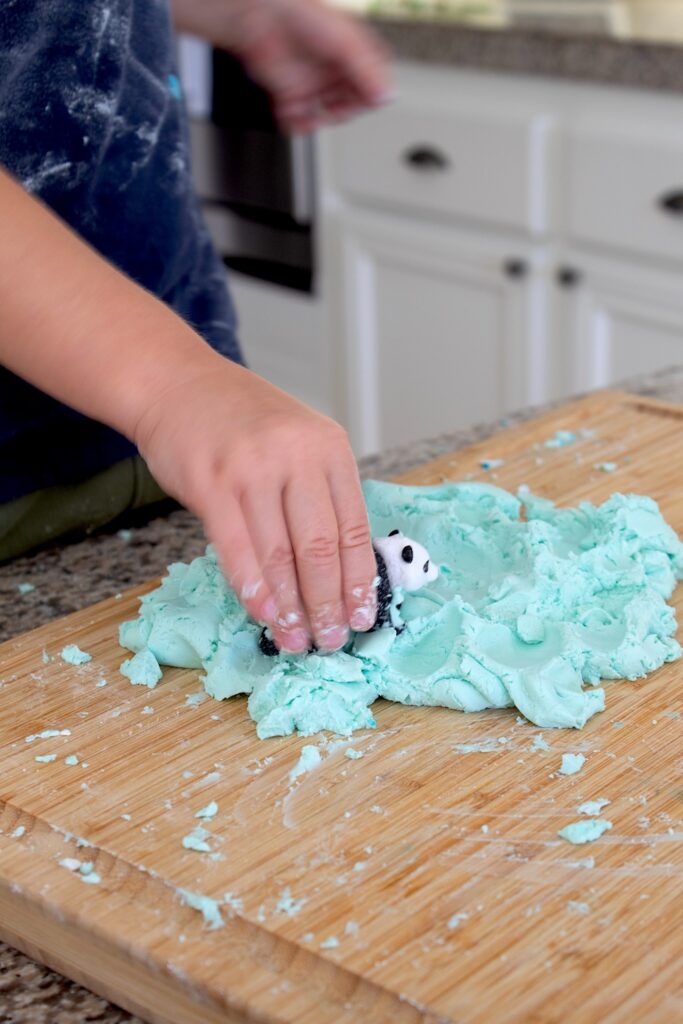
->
<box><xmin>1</xmin><ymin>390</ymin><xmax>683</xmax><ymax>1024</ymax></box>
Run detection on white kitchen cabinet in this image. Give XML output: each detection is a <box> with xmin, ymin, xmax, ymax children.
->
<box><xmin>312</xmin><ymin>64</ymin><xmax>683</xmax><ymax>453</ymax></box>
<box><xmin>327</xmin><ymin>89</ymin><xmax>557</xmax><ymax>235</ymax></box>
<box><xmin>549</xmin><ymin>251</ymin><xmax>683</xmax><ymax>398</ymax></box>
<box><xmin>565</xmin><ymin>117</ymin><xmax>683</xmax><ymax>266</ymax></box>
<box><xmin>327</xmin><ymin>207</ymin><xmax>547</xmax><ymax>455</ymax></box>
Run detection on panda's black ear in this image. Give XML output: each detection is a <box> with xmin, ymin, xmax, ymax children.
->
<box><xmin>389</xmin><ymin>529</ymin><xmax>399</xmax><ymax>537</ymax></box>
<box><xmin>401</xmin><ymin>545</ymin><xmax>413</xmax><ymax>563</ymax></box>
<box><xmin>423</xmin><ymin>560</ymin><xmax>430</xmax><ymax>573</ymax></box>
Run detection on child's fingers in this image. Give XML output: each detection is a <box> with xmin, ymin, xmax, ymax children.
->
<box><xmin>241</xmin><ymin>486</ymin><xmax>310</xmax><ymax>654</ymax></box>
<box><xmin>328</xmin><ymin>462</ymin><xmax>378</xmax><ymax>632</ymax></box>
<box><xmin>206</xmin><ymin>498</ymin><xmax>274</xmax><ymax>626</ymax></box>
<box><xmin>317</xmin><ymin>18</ymin><xmax>390</xmax><ymax>108</ymax></box>
<box><xmin>283</xmin><ymin>474</ymin><xmax>347</xmax><ymax>651</ymax></box>
<box><xmin>275</xmin><ymin>85</ymin><xmax>355</xmax><ymax>133</ymax></box>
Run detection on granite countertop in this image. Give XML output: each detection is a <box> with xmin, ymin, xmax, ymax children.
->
<box><xmin>369</xmin><ymin>14</ymin><xmax>683</xmax><ymax>93</ymax></box>
<box><xmin>1</xmin><ymin>365</ymin><xmax>682</xmax><ymax>1023</ymax></box>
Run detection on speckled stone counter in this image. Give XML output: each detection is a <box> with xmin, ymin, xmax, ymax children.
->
<box><xmin>369</xmin><ymin>16</ymin><xmax>683</xmax><ymax>94</ymax></box>
<box><xmin>1</xmin><ymin>366</ymin><xmax>682</xmax><ymax>1023</ymax></box>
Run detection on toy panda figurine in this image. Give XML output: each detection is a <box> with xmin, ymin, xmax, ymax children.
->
<box><xmin>258</xmin><ymin>529</ymin><xmax>438</xmax><ymax>656</ymax></box>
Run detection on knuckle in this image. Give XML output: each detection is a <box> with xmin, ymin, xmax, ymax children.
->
<box><xmin>264</xmin><ymin>544</ymin><xmax>296</xmax><ymax>574</ymax></box>
<box><xmin>230</xmin><ymin>447</ymin><xmax>267</xmax><ymax>486</ymax></box>
<box><xmin>299</xmin><ymin>533</ymin><xmax>340</xmax><ymax>566</ymax></box>
<box><xmin>209</xmin><ymin>451</ymin><xmax>229</xmax><ymax>480</ymax></box>
<box><xmin>339</xmin><ymin>519</ymin><xmax>372</xmax><ymax>551</ymax></box>
<box><xmin>201</xmin><ymin>449</ymin><xmax>250</xmax><ymax>495</ymax></box>
<box><xmin>235</xmin><ymin>576</ymin><xmax>265</xmax><ymax>604</ymax></box>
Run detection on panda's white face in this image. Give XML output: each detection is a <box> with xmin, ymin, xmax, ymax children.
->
<box><xmin>373</xmin><ymin>530</ymin><xmax>439</xmax><ymax>592</ymax></box>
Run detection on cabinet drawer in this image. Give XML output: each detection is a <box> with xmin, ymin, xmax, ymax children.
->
<box><xmin>328</xmin><ymin>100</ymin><xmax>555</xmax><ymax>234</ymax></box>
<box><xmin>567</xmin><ymin>121</ymin><xmax>683</xmax><ymax>264</ymax></box>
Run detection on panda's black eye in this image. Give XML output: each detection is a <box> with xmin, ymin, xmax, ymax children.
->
<box><xmin>389</xmin><ymin>529</ymin><xmax>399</xmax><ymax>537</ymax></box>
<box><xmin>401</xmin><ymin>545</ymin><xmax>413</xmax><ymax>563</ymax></box>
<box><xmin>423</xmin><ymin>560</ymin><xmax>429</xmax><ymax>573</ymax></box>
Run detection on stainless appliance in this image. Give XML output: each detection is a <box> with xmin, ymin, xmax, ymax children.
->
<box><xmin>178</xmin><ymin>40</ymin><xmax>316</xmax><ymax>293</ymax></box>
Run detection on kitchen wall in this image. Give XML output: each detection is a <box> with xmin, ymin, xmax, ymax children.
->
<box><xmin>316</xmin><ymin>59</ymin><xmax>683</xmax><ymax>455</ymax></box>
<box><xmin>333</xmin><ymin>0</ymin><xmax>683</xmax><ymax>42</ymax></box>
<box><xmin>629</xmin><ymin>0</ymin><xmax>683</xmax><ymax>39</ymax></box>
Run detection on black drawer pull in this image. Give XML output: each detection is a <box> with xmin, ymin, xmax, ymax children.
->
<box><xmin>557</xmin><ymin>266</ymin><xmax>583</xmax><ymax>288</ymax></box>
<box><xmin>503</xmin><ymin>258</ymin><xmax>528</xmax><ymax>280</ymax></box>
<box><xmin>403</xmin><ymin>145</ymin><xmax>450</xmax><ymax>172</ymax></box>
<box><xmin>659</xmin><ymin>191</ymin><xmax>683</xmax><ymax>215</ymax></box>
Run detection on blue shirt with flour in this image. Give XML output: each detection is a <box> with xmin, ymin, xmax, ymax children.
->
<box><xmin>0</xmin><ymin>0</ymin><xmax>242</xmax><ymax>501</ymax></box>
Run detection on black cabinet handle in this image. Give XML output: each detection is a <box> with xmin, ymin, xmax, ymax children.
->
<box><xmin>557</xmin><ymin>266</ymin><xmax>583</xmax><ymax>288</ymax></box>
<box><xmin>659</xmin><ymin>190</ymin><xmax>683</xmax><ymax>215</ymax></box>
<box><xmin>403</xmin><ymin>145</ymin><xmax>450</xmax><ymax>172</ymax></box>
<box><xmin>503</xmin><ymin>258</ymin><xmax>528</xmax><ymax>280</ymax></box>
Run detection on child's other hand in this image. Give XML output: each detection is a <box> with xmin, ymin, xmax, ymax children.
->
<box><xmin>172</xmin><ymin>0</ymin><xmax>391</xmax><ymax>134</ymax></box>
<box><xmin>134</xmin><ymin>358</ymin><xmax>377</xmax><ymax>653</ymax></box>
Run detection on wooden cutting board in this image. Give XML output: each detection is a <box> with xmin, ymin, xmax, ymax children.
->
<box><xmin>2</xmin><ymin>390</ymin><xmax>683</xmax><ymax>1024</ymax></box>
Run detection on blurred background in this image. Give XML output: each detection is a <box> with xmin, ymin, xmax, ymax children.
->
<box><xmin>178</xmin><ymin>0</ymin><xmax>683</xmax><ymax>456</ymax></box>
<box><xmin>339</xmin><ymin>1</ymin><xmax>683</xmax><ymax>39</ymax></box>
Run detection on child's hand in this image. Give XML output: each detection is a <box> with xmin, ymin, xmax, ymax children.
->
<box><xmin>172</xmin><ymin>0</ymin><xmax>390</xmax><ymax>134</ymax></box>
<box><xmin>134</xmin><ymin>357</ymin><xmax>378</xmax><ymax>653</ymax></box>
<box><xmin>0</xmin><ymin>168</ymin><xmax>375</xmax><ymax>652</ymax></box>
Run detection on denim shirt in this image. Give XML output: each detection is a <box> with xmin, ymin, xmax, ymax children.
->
<box><xmin>0</xmin><ymin>0</ymin><xmax>241</xmax><ymax>500</ymax></box>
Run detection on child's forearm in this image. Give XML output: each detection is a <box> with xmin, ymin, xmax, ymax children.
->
<box><xmin>0</xmin><ymin>170</ymin><xmax>380</xmax><ymax>656</ymax></box>
<box><xmin>0</xmin><ymin>167</ymin><xmax>231</xmax><ymax>443</ymax></box>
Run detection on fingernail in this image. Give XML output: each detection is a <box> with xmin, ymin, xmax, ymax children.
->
<box><xmin>350</xmin><ymin>606</ymin><xmax>375</xmax><ymax>631</ymax></box>
<box><xmin>240</xmin><ymin>580</ymin><xmax>263</xmax><ymax>602</ymax></box>
<box><xmin>261</xmin><ymin>597</ymin><xmax>278</xmax><ymax>621</ymax></box>
<box><xmin>277</xmin><ymin>610</ymin><xmax>303</xmax><ymax>628</ymax></box>
<box><xmin>317</xmin><ymin>625</ymin><xmax>349</xmax><ymax>651</ymax></box>
<box><xmin>280</xmin><ymin>628</ymin><xmax>309</xmax><ymax>653</ymax></box>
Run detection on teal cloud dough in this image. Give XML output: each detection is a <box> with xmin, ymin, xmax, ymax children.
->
<box><xmin>119</xmin><ymin>482</ymin><xmax>683</xmax><ymax>738</ymax></box>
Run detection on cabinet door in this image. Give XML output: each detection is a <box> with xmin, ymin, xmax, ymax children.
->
<box><xmin>329</xmin><ymin>210</ymin><xmax>546</xmax><ymax>456</ymax></box>
<box><xmin>551</xmin><ymin>253</ymin><xmax>683</xmax><ymax>397</ymax></box>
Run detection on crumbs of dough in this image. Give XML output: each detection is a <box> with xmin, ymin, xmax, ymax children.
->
<box><xmin>288</xmin><ymin>745</ymin><xmax>322</xmax><ymax>782</ymax></box>
<box><xmin>25</xmin><ymin>729</ymin><xmax>70</xmax><ymax>743</ymax></box>
<box><xmin>559</xmin><ymin>753</ymin><xmax>585</xmax><ymax>776</ymax></box>
<box><xmin>545</xmin><ymin>430</ymin><xmax>577</xmax><ymax>448</ymax></box>
<box><xmin>59</xmin><ymin>857</ymin><xmax>81</xmax><ymax>871</ymax></box>
<box><xmin>182</xmin><ymin>826</ymin><xmax>211</xmax><ymax>853</ymax></box>
<box><xmin>120</xmin><ymin>649</ymin><xmax>161</xmax><ymax>687</ymax></box>
<box><xmin>195</xmin><ymin>801</ymin><xmax>218</xmax><ymax>819</ymax></box>
<box><xmin>558</xmin><ymin>819</ymin><xmax>612</xmax><ymax>844</ymax></box>
<box><xmin>60</xmin><ymin>645</ymin><xmax>91</xmax><ymax>665</ymax></box>
<box><xmin>78</xmin><ymin>862</ymin><xmax>101</xmax><ymax>884</ymax></box>
<box><xmin>276</xmin><ymin>887</ymin><xmax>307</xmax><ymax>916</ymax></box>
<box><xmin>177</xmin><ymin>888</ymin><xmax>224</xmax><ymax>929</ymax></box>
<box><xmin>578</xmin><ymin>799</ymin><xmax>610</xmax><ymax>815</ymax></box>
